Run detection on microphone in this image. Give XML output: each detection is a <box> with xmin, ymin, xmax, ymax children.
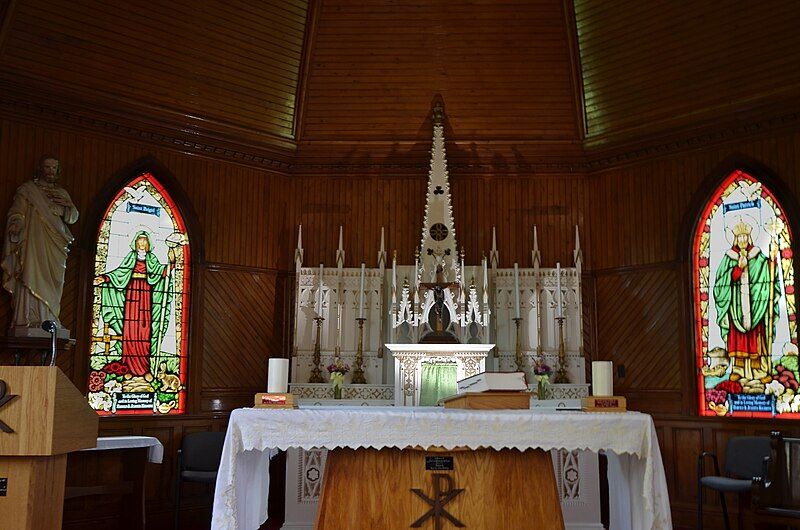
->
<box><xmin>41</xmin><ymin>320</ymin><xmax>58</xmax><ymax>366</ymax></box>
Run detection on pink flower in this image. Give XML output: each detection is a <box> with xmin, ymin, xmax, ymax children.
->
<box><xmin>88</xmin><ymin>371</ymin><xmax>106</xmax><ymax>392</ymax></box>
<box><xmin>327</xmin><ymin>361</ymin><xmax>350</xmax><ymax>375</ymax></box>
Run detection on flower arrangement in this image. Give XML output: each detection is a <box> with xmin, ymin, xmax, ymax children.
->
<box><xmin>533</xmin><ymin>359</ymin><xmax>552</xmax><ymax>379</ymax></box>
<box><xmin>533</xmin><ymin>358</ymin><xmax>552</xmax><ymax>400</ymax></box>
<box><xmin>327</xmin><ymin>360</ymin><xmax>349</xmax><ymax>399</ymax></box>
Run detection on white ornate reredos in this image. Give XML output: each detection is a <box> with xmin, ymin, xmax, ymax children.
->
<box><xmin>289</xmin><ymin>103</ymin><xmax>587</xmax><ymax>398</ymax></box>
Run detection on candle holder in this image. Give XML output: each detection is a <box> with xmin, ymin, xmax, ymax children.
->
<box><xmin>352</xmin><ymin>317</ymin><xmax>367</xmax><ymax>384</ymax></box>
<box><xmin>553</xmin><ymin>316</ymin><xmax>569</xmax><ymax>383</ymax></box>
<box><xmin>308</xmin><ymin>316</ymin><xmax>325</xmax><ymax>383</ymax></box>
<box><xmin>513</xmin><ymin>317</ymin><xmax>525</xmax><ymax>373</ymax></box>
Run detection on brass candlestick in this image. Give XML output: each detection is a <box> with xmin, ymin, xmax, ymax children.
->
<box><xmin>553</xmin><ymin>316</ymin><xmax>569</xmax><ymax>383</ymax></box>
<box><xmin>309</xmin><ymin>316</ymin><xmax>325</xmax><ymax>383</ymax></box>
<box><xmin>513</xmin><ymin>317</ymin><xmax>525</xmax><ymax>373</ymax></box>
<box><xmin>352</xmin><ymin>317</ymin><xmax>367</xmax><ymax>384</ymax></box>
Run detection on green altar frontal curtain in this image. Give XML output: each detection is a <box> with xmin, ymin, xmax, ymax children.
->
<box><xmin>419</xmin><ymin>362</ymin><xmax>458</xmax><ymax>406</ymax></box>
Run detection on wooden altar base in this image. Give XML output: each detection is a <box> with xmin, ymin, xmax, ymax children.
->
<box><xmin>316</xmin><ymin>447</ymin><xmax>565</xmax><ymax>530</ymax></box>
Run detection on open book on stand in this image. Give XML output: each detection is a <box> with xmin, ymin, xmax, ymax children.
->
<box><xmin>457</xmin><ymin>371</ymin><xmax>528</xmax><ymax>394</ymax></box>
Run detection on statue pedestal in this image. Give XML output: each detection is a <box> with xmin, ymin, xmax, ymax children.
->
<box><xmin>10</xmin><ymin>326</ymin><xmax>71</xmax><ymax>339</ymax></box>
<box><xmin>0</xmin><ymin>336</ymin><xmax>76</xmax><ymax>365</ymax></box>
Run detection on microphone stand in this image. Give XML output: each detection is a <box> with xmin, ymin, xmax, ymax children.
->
<box><xmin>42</xmin><ymin>320</ymin><xmax>58</xmax><ymax>366</ymax></box>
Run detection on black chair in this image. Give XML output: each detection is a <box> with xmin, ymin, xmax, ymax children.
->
<box><xmin>174</xmin><ymin>431</ymin><xmax>226</xmax><ymax>529</ymax></box>
<box><xmin>697</xmin><ymin>435</ymin><xmax>772</xmax><ymax>530</ymax></box>
<box><xmin>753</xmin><ymin>431</ymin><xmax>800</xmax><ymax>523</ymax></box>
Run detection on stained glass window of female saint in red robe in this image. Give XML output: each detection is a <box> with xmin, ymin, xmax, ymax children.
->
<box><xmin>694</xmin><ymin>170</ymin><xmax>797</xmax><ymax>418</ymax></box>
<box><xmin>88</xmin><ymin>173</ymin><xmax>190</xmax><ymax>415</ymax></box>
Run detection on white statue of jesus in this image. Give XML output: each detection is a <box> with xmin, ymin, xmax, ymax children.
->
<box><xmin>2</xmin><ymin>155</ymin><xmax>79</xmax><ymax>334</ymax></box>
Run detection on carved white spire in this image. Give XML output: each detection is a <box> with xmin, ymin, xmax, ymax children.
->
<box><xmin>294</xmin><ymin>224</ymin><xmax>304</xmax><ymax>270</ymax></box>
<box><xmin>336</xmin><ymin>225</ymin><xmax>344</xmax><ymax>267</ymax></box>
<box><xmin>378</xmin><ymin>226</ymin><xmax>386</xmax><ymax>268</ymax></box>
<box><xmin>573</xmin><ymin>225</ymin><xmax>583</xmax><ymax>272</ymax></box>
<box><xmin>419</xmin><ymin>102</ymin><xmax>458</xmax><ymax>282</ymax></box>
<box><xmin>489</xmin><ymin>227</ymin><xmax>499</xmax><ymax>269</ymax></box>
<box><xmin>531</xmin><ymin>225</ymin><xmax>540</xmax><ymax>268</ymax></box>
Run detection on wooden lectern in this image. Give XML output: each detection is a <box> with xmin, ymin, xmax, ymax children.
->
<box><xmin>0</xmin><ymin>366</ymin><xmax>99</xmax><ymax>530</ymax></box>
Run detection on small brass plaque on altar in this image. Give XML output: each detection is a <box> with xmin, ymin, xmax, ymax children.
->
<box><xmin>582</xmin><ymin>396</ymin><xmax>627</xmax><ymax>412</ymax></box>
<box><xmin>254</xmin><ymin>393</ymin><xmax>297</xmax><ymax>409</ymax></box>
<box><xmin>425</xmin><ymin>456</ymin><xmax>454</xmax><ymax>470</ymax></box>
<box><xmin>442</xmin><ymin>391</ymin><xmax>531</xmax><ymax>410</ymax></box>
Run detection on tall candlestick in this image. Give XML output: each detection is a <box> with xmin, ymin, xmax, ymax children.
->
<box><xmin>317</xmin><ymin>264</ymin><xmax>324</xmax><ymax>315</ymax></box>
<box><xmin>556</xmin><ymin>262</ymin><xmax>563</xmax><ymax>318</ymax></box>
<box><xmin>414</xmin><ymin>254</ymin><xmax>419</xmax><ymax>286</ymax></box>
<box><xmin>336</xmin><ymin>302</ymin><xmax>342</xmax><ymax>350</ymax></box>
<box><xmin>392</xmin><ymin>254</ymin><xmax>397</xmax><ymax>292</ymax></box>
<box><xmin>359</xmin><ymin>263</ymin><xmax>366</xmax><ymax>318</ymax></box>
<box><xmin>514</xmin><ymin>263</ymin><xmax>520</xmax><ymax>319</ymax></box>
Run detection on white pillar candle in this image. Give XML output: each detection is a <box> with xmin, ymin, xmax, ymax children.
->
<box><xmin>317</xmin><ymin>264</ymin><xmax>324</xmax><ymax>315</ymax></box>
<box><xmin>592</xmin><ymin>361</ymin><xmax>614</xmax><ymax>397</ymax></box>
<box><xmin>359</xmin><ymin>263</ymin><xmax>366</xmax><ymax>318</ymax></box>
<box><xmin>513</xmin><ymin>263</ymin><xmax>520</xmax><ymax>319</ymax></box>
<box><xmin>556</xmin><ymin>262</ymin><xmax>563</xmax><ymax>318</ymax></box>
<box><xmin>267</xmin><ymin>358</ymin><xmax>290</xmax><ymax>393</ymax></box>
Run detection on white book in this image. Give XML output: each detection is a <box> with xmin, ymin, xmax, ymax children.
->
<box><xmin>456</xmin><ymin>371</ymin><xmax>528</xmax><ymax>394</ymax></box>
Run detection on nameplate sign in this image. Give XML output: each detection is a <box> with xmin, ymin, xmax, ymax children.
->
<box><xmin>113</xmin><ymin>392</ymin><xmax>155</xmax><ymax>412</ymax></box>
<box><xmin>425</xmin><ymin>456</ymin><xmax>454</xmax><ymax>471</ymax></box>
<box><xmin>729</xmin><ymin>393</ymin><xmax>774</xmax><ymax>415</ymax></box>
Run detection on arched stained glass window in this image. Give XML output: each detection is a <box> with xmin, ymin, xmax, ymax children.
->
<box><xmin>88</xmin><ymin>172</ymin><xmax>190</xmax><ymax>416</ymax></box>
<box><xmin>694</xmin><ymin>169</ymin><xmax>797</xmax><ymax>418</ymax></box>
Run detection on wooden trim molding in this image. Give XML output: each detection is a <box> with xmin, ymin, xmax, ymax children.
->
<box><xmin>585</xmin><ymin>108</ymin><xmax>800</xmax><ymax>169</ymax></box>
<box><xmin>0</xmin><ymin>71</ymin><xmax>798</xmax><ymax>174</ymax></box>
<box><xmin>0</xmin><ymin>77</ymin><xmax>294</xmax><ymax>172</ymax></box>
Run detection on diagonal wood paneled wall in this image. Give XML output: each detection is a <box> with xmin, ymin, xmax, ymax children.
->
<box><xmin>593</xmin><ymin>265</ymin><xmax>682</xmax><ymax>413</ymax></box>
<box><xmin>201</xmin><ymin>266</ymin><xmax>284</xmax><ymax>412</ymax></box>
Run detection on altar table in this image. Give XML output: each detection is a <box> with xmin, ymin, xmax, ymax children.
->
<box><xmin>211</xmin><ymin>407</ymin><xmax>672</xmax><ymax>530</ymax></box>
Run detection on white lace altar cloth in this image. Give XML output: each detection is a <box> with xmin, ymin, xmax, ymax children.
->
<box><xmin>211</xmin><ymin>406</ymin><xmax>672</xmax><ymax>530</ymax></box>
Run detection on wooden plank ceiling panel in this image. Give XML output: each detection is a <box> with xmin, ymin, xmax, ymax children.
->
<box><xmin>0</xmin><ymin>0</ymin><xmax>308</xmax><ymax>141</ymax></box>
<box><xmin>575</xmin><ymin>0</ymin><xmax>800</xmax><ymax>142</ymax></box>
<box><xmin>300</xmin><ymin>0</ymin><xmax>580</xmax><ymax>141</ymax></box>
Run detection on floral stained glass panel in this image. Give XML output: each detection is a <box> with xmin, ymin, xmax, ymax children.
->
<box><xmin>88</xmin><ymin>173</ymin><xmax>190</xmax><ymax>415</ymax></box>
<box><xmin>694</xmin><ymin>170</ymin><xmax>797</xmax><ymax>418</ymax></box>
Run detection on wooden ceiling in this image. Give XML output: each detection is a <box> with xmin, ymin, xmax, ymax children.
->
<box><xmin>0</xmin><ymin>0</ymin><xmax>798</xmax><ymax>160</ymax></box>
<box><xmin>574</xmin><ymin>0</ymin><xmax>800</xmax><ymax>146</ymax></box>
<box><xmin>0</xmin><ymin>0</ymin><xmax>308</xmax><ymax>150</ymax></box>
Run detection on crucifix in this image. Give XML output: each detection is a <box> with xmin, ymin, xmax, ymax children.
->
<box><xmin>419</xmin><ymin>264</ymin><xmax>460</xmax><ymax>337</ymax></box>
